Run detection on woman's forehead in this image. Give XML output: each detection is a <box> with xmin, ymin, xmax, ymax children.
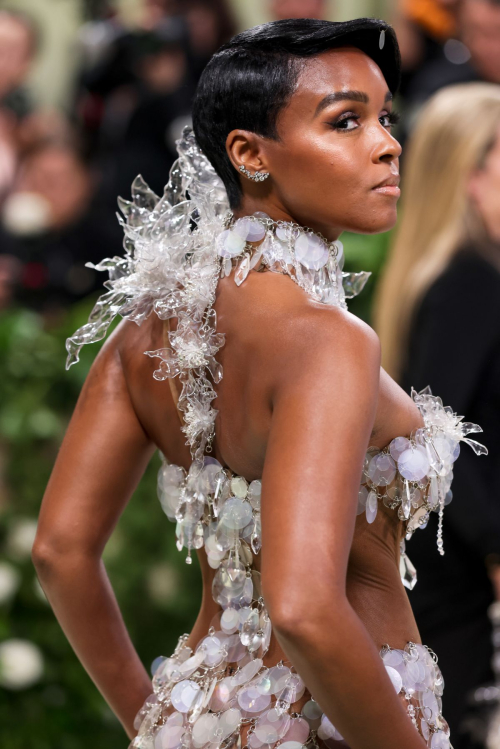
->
<box><xmin>293</xmin><ymin>47</ymin><xmax>389</xmax><ymax>103</ymax></box>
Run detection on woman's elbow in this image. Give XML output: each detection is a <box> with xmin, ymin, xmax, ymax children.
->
<box><xmin>268</xmin><ymin>601</ymin><xmax>311</xmax><ymax>641</ymax></box>
<box><xmin>31</xmin><ymin>533</ymin><xmax>64</xmax><ymax>577</ymax></box>
<box><xmin>32</xmin><ymin>532</ymin><xmax>98</xmax><ymax>580</ymax></box>
<box><xmin>264</xmin><ymin>582</ymin><xmax>348</xmax><ymax>643</ymax></box>
<box><xmin>32</xmin><ymin>538</ymin><xmax>58</xmax><ymax>581</ymax></box>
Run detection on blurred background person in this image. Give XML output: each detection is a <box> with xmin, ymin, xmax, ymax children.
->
<box><xmin>0</xmin><ymin>8</ymin><xmax>37</xmax><ymax>120</ymax></box>
<box><xmin>459</xmin><ymin>0</ymin><xmax>500</xmax><ymax>86</ymax></box>
<box><xmin>397</xmin><ymin>0</ymin><xmax>500</xmax><ymax>141</ymax></box>
<box><xmin>0</xmin><ymin>139</ymin><xmax>117</xmax><ymax>316</ymax></box>
<box><xmin>177</xmin><ymin>0</ymin><xmax>237</xmax><ymax>79</ymax></box>
<box><xmin>268</xmin><ymin>0</ymin><xmax>328</xmax><ymax>20</ymax></box>
<box><xmin>98</xmin><ymin>16</ymin><xmax>194</xmax><ymax>200</ymax></box>
<box><xmin>0</xmin><ymin>9</ymin><xmax>37</xmax><ymax>202</ymax></box>
<box><xmin>375</xmin><ymin>83</ymin><xmax>500</xmax><ymax>749</ymax></box>
<box><xmin>77</xmin><ymin>15</ymin><xmax>193</xmax><ymax>197</ymax></box>
<box><xmin>77</xmin><ymin>0</ymin><xmax>236</xmax><ymax>212</ymax></box>
<box><xmin>394</xmin><ymin>0</ymin><xmax>458</xmax><ymax>96</ymax></box>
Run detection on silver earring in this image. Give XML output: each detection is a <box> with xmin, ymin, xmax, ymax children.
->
<box><xmin>239</xmin><ymin>164</ymin><xmax>270</xmax><ymax>182</ymax></box>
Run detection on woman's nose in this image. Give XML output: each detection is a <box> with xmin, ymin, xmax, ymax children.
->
<box><xmin>373</xmin><ymin>128</ymin><xmax>402</xmax><ymax>164</ymax></box>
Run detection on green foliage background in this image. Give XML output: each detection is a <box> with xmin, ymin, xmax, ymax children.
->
<box><xmin>0</xmin><ymin>230</ymin><xmax>390</xmax><ymax>748</ymax></box>
<box><xmin>0</xmin><ymin>301</ymin><xmax>203</xmax><ymax>748</ymax></box>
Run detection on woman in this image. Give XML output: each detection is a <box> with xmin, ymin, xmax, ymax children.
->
<box><xmin>375</xmin><ymin>83</ymin><xmax>500</xmax><ymax>748</ymax></box>
<box><xmin>32</xmin><ymin>19</ymin><xmax>484</xmax><ymax>749</ymax></box>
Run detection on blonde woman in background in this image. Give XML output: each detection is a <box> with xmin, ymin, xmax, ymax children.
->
<box><xmin>375</xmin><ymin>83</ymin><xmax>500</xmax><ymax>749</ymax></box>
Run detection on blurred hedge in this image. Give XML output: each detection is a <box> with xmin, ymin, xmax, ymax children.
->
<box><xmin>0</xmin><ymin>299</ymin><xmax>202</xmax><ymax>749</ymax></box>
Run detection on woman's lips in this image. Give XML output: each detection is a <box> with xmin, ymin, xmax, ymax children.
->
<box><xmin>373</xmin><ymin>184</ymin><xmax>401</xmax><ymax>197</ymax></box>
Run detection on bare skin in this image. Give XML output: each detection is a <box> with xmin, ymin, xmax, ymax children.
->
<box><xmin>33</xmin><ymin>47</ymin><xmax>428</xmax><ymax>749</ymax></box>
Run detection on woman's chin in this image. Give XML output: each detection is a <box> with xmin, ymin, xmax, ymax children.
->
<box><xmin>345</xmin><ymin>219</ymin><xmax>397</xmax><ymax>235</ymax></box>
<box><xmin>359</xmin><ymin>209</ymin><xmax>398</xmax><ymax>235</ymax></box>
<box><xmin>334</xmin><ymin>202</ymin><xmax>399</xmax><ymax>235</ymax></box>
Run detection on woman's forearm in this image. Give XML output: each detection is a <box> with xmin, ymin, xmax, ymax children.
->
<box><xmin>33</xmin><ymin>550</ymin><xmax>152</xmax><ymax>740</ymax></box>
<box><xmin>273</xmin><ymin>598</ymin><xmax>427</xmax><ymax>749</ymax></box>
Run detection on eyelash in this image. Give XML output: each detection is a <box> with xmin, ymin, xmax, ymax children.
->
<box><xmin>330</xmin><ymin>110</ymin><xmax>401</xmax><ymax>131</ymax></box>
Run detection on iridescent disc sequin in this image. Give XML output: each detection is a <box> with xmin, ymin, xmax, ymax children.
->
<box><xmin>233</xmin><ymin>218</ymin><xmax>266</xmax><ymax>243</ymax></box>
<box><xmin>219</xmin><ymin>498</ymin><xmax>253</xmax><ymax>531</ymax></box>
<box><xmin>317</xmin><ymin>714</ymin><xmax>343</xmax><ymax>742</ymax></box>
<box><xmin>155</xmin><ymin>720</ymin><xmax>185</xmax><ymax>749</ymax></box>
<box><xmin>192</xmin><ymin>713</ymin><xmax>218</xmax><ymax>747</ymax></box>
<box><xmin>367</xmin><ymin>453</ymin><xmax>397</xmax><ymax>486</ymax></box>
<box><xmin>170</xmin><ymin>680</ymin><xmax>201</xmax><ymax>713</ymax></box>
<box><xmin>398</xmin><ymin>446</ymin><xmax>430</xmax><ymax>482</ymax></box>
<box><xmin>216</xmin><ymin>230</ymin><xmax>246</xmax><ymax>258</ymax></box>
<box><xmin>237</xmin><ymin>686</ymin><xmax>271</xmax><ymax>713</ymax></box>
<box><xmin>254</xmin><ymin>708</ymin><xmax>291</xmax><ymax>744</ymax></box>
<box><xmin>281</xmin><ymin>716</ymin><xmax>310</xmax><ymax>744</ymax></box>
<box><xmin>294</xmin><ymin>232</ymin><xmax>329</xmax><ymax>271</ymax></box>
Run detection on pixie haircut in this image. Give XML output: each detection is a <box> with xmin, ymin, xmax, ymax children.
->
<box><xmin>192</xmin><ymin>17</ymin><xmax>401</xmax><ymax>209</ymax></box>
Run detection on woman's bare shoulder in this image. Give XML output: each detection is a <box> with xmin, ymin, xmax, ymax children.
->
<box><xmin>101</xmin><ymin>314</ymin><xmax>164</xmax><ymax>375</ymax></box>
<box><xmin>276</xmin><ymin>304</ymin><xmax>380</xmax><ymax>403</ymax></box>
<box><xmin>217</xmin><ymin>270</ymin><xmax>380</xmax><ymax>360</ymax></box>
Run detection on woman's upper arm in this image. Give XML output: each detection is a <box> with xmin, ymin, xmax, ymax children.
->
<box><xmin>34</xmin><ymin>335</ymin><xmax>156</xmax><ymax>562</ymax></box>
<box><xmin>260</xmin><ymin>311</ymin><xmax>380</xmax><ymax>622</ymax></box>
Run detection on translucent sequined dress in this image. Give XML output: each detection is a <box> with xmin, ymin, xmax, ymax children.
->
<box><xmin>66</xmin><ymin>128</ymin><xmax>488</xmax><ymax>749</ymax></box>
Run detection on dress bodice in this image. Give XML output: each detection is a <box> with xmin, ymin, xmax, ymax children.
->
<box><xmin>158</xmin><ymin>384</ymin><xmax>486</xmax><ymax>588</ymax></box>
<box><xmin>139</xmin><ymin>383</ymin><xmax>479</xmax><ymax>749</ymax></box>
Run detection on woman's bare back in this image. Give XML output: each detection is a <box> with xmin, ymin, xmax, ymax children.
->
<box><xmin>117</xmin><ymin>269</ymin><xmax>422</xmax><ymax>673</ymax></box>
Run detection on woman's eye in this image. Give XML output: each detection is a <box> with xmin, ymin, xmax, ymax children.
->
<box><xmin>332</xmin><ymin>115</ymin><xmax>359</xmax><ymax>131</ymax></box>
<box><xmin>330</xmin><ymin>110</ymin><xmax>400</xmax><ymax>132</ymax></box>
<box><xmin>379</xmin><ymin>111</ymin><xmax>401</xmax><ymax>129</ymax></box>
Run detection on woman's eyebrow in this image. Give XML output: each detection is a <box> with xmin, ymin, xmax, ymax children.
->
<box><xmin>314</xmin><ymin>89</ymin><xmax>392</xmax><ymax>117</ymax></box>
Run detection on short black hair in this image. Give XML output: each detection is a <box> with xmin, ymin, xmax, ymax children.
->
<box><xmin>192</xmin><ymin>18</ymin><xmax>401</xmax><ymax>209</ymax></box>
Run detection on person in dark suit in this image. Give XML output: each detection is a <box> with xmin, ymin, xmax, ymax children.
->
<box><xmin>375</xmin><ymin>83</ymin><xmax>500</xmax><ymax>749</ymax></box>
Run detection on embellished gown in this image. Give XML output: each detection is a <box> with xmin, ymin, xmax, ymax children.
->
<box><xmin>66</xmin><ymin>128</ymin><xmax>487</xmax><ymax>749</ymax></box>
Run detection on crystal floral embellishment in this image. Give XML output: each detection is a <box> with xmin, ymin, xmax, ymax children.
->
<box><xmin>359</xmin><ymin>386</ymin><xmax>487</xmax><ymax>584</ymax></box>
<box><xmin>66</xmin><ymin>126</ymin><xmax>370</xmax><ymax>463</ymax></box>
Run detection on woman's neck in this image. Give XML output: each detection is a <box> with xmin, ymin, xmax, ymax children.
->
<box><xmin>232</xmin><ymin>196</ymin><xmax>342</xmax><ymax>242</ymax></box>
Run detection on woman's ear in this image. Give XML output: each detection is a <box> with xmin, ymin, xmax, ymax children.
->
<box><xmin>226</xmin><ymin>130</ymin><xmax>269</xmax><ymax>176</ymax></box>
